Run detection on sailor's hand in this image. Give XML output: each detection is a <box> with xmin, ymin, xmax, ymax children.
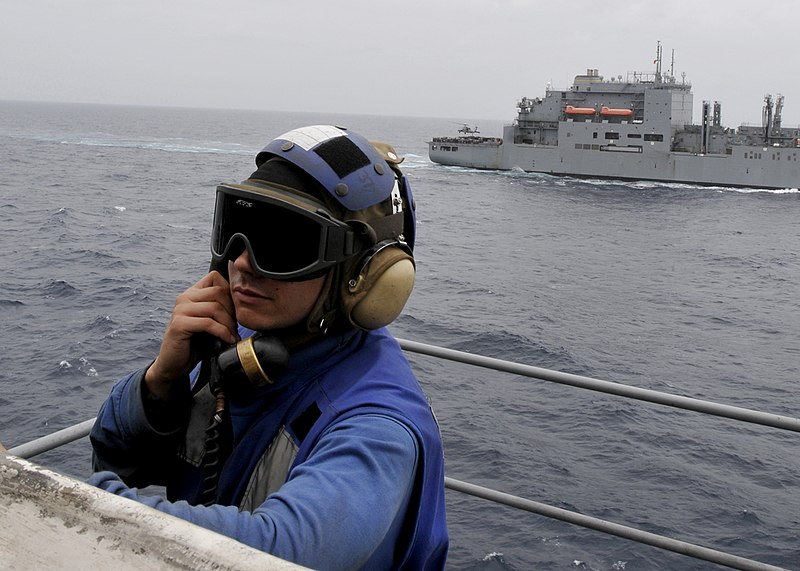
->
<box><xmin>145</xmin><ymin>271</ymin><xmax>238</xmax><ymax>401</ymax></box>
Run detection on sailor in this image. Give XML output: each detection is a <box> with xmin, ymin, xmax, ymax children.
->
<box><xmin>89</xmin><ymin>125</ymin><xmax>449</xmax><ymax>570</ymax></box>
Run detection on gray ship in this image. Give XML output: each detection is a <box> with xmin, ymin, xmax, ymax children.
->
<box><xmin>429</xmin><ymin>44</ymin><xmax>800</xmax><ymax>190</ymax></box>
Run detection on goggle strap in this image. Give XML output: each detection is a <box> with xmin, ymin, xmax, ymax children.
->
<box><xmin>367</xmin><ymin>211</ymin><xmax>405</xmax><ymax>243</ymax></box>
<box><xmin>321</xmin><ymin>211</ymin><xmax>403</xmax><ymax>264</ymax></box>
<box><xmin>324</xmin><ymin>225</ymin><xmax>360</xmax><ymax>262</ymax></box>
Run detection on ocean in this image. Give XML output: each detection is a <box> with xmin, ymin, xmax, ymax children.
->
<box><xmin>0</xmin><ymin>101</ymin><xmax>797</xmax><ymax>570</ymax></box>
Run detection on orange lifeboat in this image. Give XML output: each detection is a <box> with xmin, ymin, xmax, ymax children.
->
<box><xmin>565</xmin><ymin>105</ymin><xmax>596</xmax><ymax>115</ymax></box>
<box><xmin>600</xmin><ymin>106</ymin><xmax>633</xmax><ymax>117</ymax></box>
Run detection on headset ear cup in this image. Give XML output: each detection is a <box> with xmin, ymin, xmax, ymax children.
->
<box><xmin>342</xmin><ymin>247</ymin><xmax>415</xmax><ymax>330</ymax></box>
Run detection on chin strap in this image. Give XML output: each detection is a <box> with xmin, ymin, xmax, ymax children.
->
<box><xmin>304</xmin><ymin>263</ymin><xmax>346</xmax><ymax>336</ymax></box>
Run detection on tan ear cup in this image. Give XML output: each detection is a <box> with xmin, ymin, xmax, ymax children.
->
<box><xmin>369</xmin><ymin>140</ymin><xmax>404</xmax><ymax>166</ymax></box>
<box><xmin>342</xmin><ymin>246</ymin><xmax>415</xmax><ymax>330</ymax></box>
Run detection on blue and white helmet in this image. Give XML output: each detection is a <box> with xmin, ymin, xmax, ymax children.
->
<box><xmin>255</xmin><ymin>125</ymin><xmax>416</xmax><ymax>251</ymax></box>
<box><xmin>238</xmin><ymin>125</ymin><xmax>418</xmax><ymax>332</ymax></box>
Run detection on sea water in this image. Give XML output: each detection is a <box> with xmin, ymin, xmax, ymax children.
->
<box><xmin>0</xmin><ymin>101</ymin><xmax>798</xmax><ymax>570</ymax></box>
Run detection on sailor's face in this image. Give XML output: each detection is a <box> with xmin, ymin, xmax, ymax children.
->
<box><xmin>227</xmin><ymin>249</ymin><xmax>325</xmax><ymax>331</ymax></box>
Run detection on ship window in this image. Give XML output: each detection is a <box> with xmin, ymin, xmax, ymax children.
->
<box><xmin>599</xmin><ymin>145</ymin><xmax>642</xmax><ymax>153</ymax></box>
<box><xmin>627</xmin><ymin>133</ymin><xmax>642</xmax><ymax>139</ymax></box>
<box><xmin>604</xmin><ymin>132</ymin><xmax>620</xmax><ymax>140</ymax></box>
<box><xmin>593</xmin><ymin>132</ymin><xmax>598</xmax><ymax>139</ymax></box>
<box><xmin>644</xmin><ymin>134</ymin><xmax>664</xmax><ymax>142</ymax></box>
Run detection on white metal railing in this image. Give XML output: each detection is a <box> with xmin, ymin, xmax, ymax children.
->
<box><xmin>5</xmin><ymin>338</ymin><xmax>796</xmax><ymax>571</ymax></box>
<box><xmin>397</xmin><ymin>339</ymin><xmax>800</xmax><ymax>433</ymax></box>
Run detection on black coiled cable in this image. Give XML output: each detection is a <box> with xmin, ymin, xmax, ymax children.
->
<box><xmin>199</xmin><ymin>385</ymin><xmax>228</xmax><ymax>506</ymax></box>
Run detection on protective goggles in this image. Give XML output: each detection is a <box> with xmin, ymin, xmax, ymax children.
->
<box><xmin>210</xmin><ymin>183</ymin><xmax>369</xmax><ymax>281</ymax></box>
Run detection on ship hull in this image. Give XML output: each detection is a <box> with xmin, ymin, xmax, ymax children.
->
<box><xmin>428</xmin><ymin>139</ymin><xmax>504</xmax><ymax>170</ymax></box>
<box><xmin>430</xmin><ymin>140</ymin><xmax>800</xmax><ymax>190</ymax></box>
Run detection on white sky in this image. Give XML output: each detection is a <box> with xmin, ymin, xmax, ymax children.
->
<box><xmin>2</xmin><ymin>0</ymin><xmax>799</xmax><ymax>127</ymax></box>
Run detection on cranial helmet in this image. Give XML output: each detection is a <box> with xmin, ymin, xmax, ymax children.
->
<box><xmin>210</xmin><ymin>125</ymin><xmax>416</xmax><ymax>333</ymax></box>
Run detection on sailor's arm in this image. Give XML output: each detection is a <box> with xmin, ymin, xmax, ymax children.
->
<box><xmin>90</xmin><ymin>367</ymin><xmax>190</xmax><ymax>486</ymax></box>
<box><xmin>90</xmin><ymin>413</ymin><xmax>419</xmax><ymax>570</ymax></box>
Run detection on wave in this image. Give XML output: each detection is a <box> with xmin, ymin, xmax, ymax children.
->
<box><xmin>43</xmin><ymin>279</ymin><xmax>78</xmax><ymax>297</ymax></box>
<box><xmin>546</xmin><ymin>175</ymin><xmax>798</xmax><ymax>194</ymax></box>
<box><xmin>58</xmin><ymin>356</ymin><xmax>99</xmax><ymax>378</ymax></box>
<box><xmin>61</xmin><ymin>136</ymin><xmax>256</xmax><ymax>156</ymax></box>
<box><xmin>430</xmin><ymin>163</ymin><xmax>799</xmax><ymax>194</ymax></box>
<box><xmin>4</xmin><ymin>131</ymin><xmax>256</xmax><ymax>156</ymax></box>
<box><xmin>726</xmin><ymin>186</ymin><xmax>799</xmax><ymax>194</ymax></box>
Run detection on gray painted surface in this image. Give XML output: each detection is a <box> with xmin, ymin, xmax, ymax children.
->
<box><xmin>0</xmin><ymin>454</ymin><xmax>309</xmax><ymax>571</ymax></box>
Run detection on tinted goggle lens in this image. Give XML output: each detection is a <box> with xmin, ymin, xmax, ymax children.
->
<box><xmin>212</xmin><ymin>186</ymin><xmax>353</xmax><ymax>279</ymax></box>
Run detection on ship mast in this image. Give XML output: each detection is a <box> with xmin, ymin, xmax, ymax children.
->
<box><xmin>655</xmin><ymin>41</ymin><xmax>662</xmax><ymax>83</ymax></box>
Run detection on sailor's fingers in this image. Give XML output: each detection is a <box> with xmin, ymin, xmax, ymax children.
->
<box><xmin>145</xmin><ymin>272</ymin><xmax>239</xmax><ymax>399</ymax></box>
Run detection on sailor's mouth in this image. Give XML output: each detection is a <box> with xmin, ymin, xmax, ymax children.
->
<box><xmin>232</xmin><ymin>285</ymin><xmax>272</xmax><ymax>304</ymax></box>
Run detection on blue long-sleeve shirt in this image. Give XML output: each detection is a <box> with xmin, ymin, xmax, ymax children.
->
<box><xmin>90</xmin><ymin>328</ymin><xmax>448</xmax><ymax>570</ymax></box>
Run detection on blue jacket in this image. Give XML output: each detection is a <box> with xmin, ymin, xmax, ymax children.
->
<box><xmin>90</xmin><ymin>327</ymin><xmax>448</xmax><ymax>570</ymax></box>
